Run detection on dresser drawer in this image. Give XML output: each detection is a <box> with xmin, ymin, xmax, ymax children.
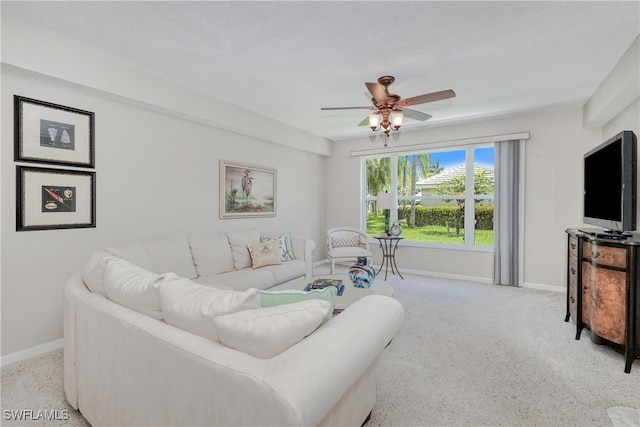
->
<box><xmin>569</xmin><ymin>235</ymin><xmax>579</xmax><ymax>258</ymax></box>
<box><xmin>590</xmin><ymin>244</ymin><xmax>626</xmax><ymax>269</ymax></box>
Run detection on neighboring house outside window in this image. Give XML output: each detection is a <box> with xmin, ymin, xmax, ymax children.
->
<box><xmin>363</xmin><ymin>145</ymin><xmax>494</xmax><ymax>250</ymax></box>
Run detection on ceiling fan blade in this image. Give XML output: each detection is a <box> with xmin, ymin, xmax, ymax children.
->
<box><xmin>365</xmin><ymin>82</ymin><xmax>388</xmax><ymax>102</ymax></box>
<box><xmin>396</xmin><ymin>89</ymin><xmax>456</xmax><ymax>107</ymax></box>
<box><xmin>358</xmin><ymin>116</ymin><xmax>370</xmax><ymax>127</ymax></box>
<box><xmin>402</xmin><ymin>108</ymin><xmax>432</xmax><ymax>122</ymax></box>
<box><xmin>321</xmin><ymin>106</ymin><xmax>375</xmax><ymax>111</ymax></box>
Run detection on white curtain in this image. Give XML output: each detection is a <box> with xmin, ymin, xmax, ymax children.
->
<box><xmin>494</xmin><ymin>140</ymin><xmax>524</xmax><ymax>286</ymax></box>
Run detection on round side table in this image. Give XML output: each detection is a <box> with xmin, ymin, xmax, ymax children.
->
<box><xmin>374</xmin><ymin>235</ymin><xmax>404</xmax><ymax>280</ymax></box>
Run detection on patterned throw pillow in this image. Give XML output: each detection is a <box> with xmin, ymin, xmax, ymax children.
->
<box><xmin>331</xmin><ymin>236</ymin><xmax>361</xmax><ymax>248</ymax></box>
<box><xmin>247</xmin><ymin>241</ymin><xmax>282</xmax><ymax>269</ymax></box>
<box><xmin>260</xmin><ymin>232</ymin><xmax>295</xmax><ymax>261</ymax></box>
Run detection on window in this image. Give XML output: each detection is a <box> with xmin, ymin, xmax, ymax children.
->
<box><xmin>364</xmin><ymin>145</ymin><xmax>494</xmax><ymax>249</ymax></box>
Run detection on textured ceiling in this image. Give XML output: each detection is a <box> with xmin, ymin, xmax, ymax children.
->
<box><xmin>3</xmin><ymin>1</ymin><xmax>639</xmax><ymax>141</ymax></box>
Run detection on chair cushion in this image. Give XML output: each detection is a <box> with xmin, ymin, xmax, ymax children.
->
<box><xmin>213</xmin><ymin>300</ymin><xmax>331</xmax><ymax>358</ymax></box>
<box><xmin>328</xmin><ymin>247</ymin><xmax>373</xmax><ymax>258</ymax></box>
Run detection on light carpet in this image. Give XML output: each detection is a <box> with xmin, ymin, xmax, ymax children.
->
<box><xmin>2</xmin><ymin>268</ymin><xmax>639</xmax><ymax>426</ymax></box>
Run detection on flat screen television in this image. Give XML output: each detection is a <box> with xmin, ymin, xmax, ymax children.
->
<box><xmin>583</xmin><ymin>130</ymin><xmax>637</xmax><ymax>234</ymax></box>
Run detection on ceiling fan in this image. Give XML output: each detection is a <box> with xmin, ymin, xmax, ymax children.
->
<box><xmin>321</xmin><ymin>75</ymin><xmax>456</xmax><ymax>136</ymax></box>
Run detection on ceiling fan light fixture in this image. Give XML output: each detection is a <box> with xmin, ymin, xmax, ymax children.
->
<box><xmin>390</xmin><ymin>110</ymin><xmax>403</xmax><ymax>130</ymax></box>
<box><xmin>369</xmin><ymin>112</ymin><xmax>382</xmax><ymax>130</ymax></box>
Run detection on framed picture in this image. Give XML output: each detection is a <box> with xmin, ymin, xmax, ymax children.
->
<box><xmin>14</xmin><ymin>95</ymin><xmax>95</xmax><ymax>168</ymax></box>
<box><xmin>16</xmin><ymin>166</ymin><xmax>96</xmax><ymax>231</ymax></box>
<box><xmin>220</xmin><ymin>161</ymin><xmax>276</xmax><ymax>218</ymax></box>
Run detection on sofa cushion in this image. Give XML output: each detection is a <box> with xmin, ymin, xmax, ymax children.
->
<box><xmin>213</xmin><ymin>299</ymin><xmax>331</xmax><ymax>358</ymax></box>
<box><xmin>188</xmin><ymin>232</ymin><xmax>234</xmax><ymax>276</ymax></box>
<box><xmin>227</xmin><ymin>229</ymin><xmax>260</xmax><ymax>270</ymax></box>
<box><xmin>247</xmin><ymin>241</ymin><xmax>282</xmax><ymax>269</ymax></box>
<box><xmin>159</xmin><ymin>275</ymin><xmax>261</xmax><ymax>342</ymax></box>
<box><xmin>107</xmin><ymin>243</ymin><xmax>156</xmax><ymax>272</ymax></box>
<box><xmin>191</xmin><ymin>276</ymin><xmax>232</xmax><ymax>289</ymax></box>
<box><xmin>82</xmin><ymin>250</ymin><xmax>114</xmax><ymax>297</ymax></box>
<box><xmin>260</xmin><ymin>287</ymin><xmax>336</xmax><ymax>324</ymax></box>
<box><xmin>260</xmin><ymin>232</ymin><xmax>295</xmax><ymax>260</ymax></box>
<box><xmin>104</xmin><ymin>257</ymin><xmax>166</xmax><ymax>320</ymax></box>
<box><xmin>143</xmin><ymin>234</ymin><xmax>197</xmax><ymax>279</ymax></box>
<box><xmin>261</xmin><ymin>260</ymin><xmax>307</xmax><ymax>284</ymax></box>
<box><xmin>214</xmin><ymin>269</ymin><xmax>276</xmax><ymax>291</ymax></box>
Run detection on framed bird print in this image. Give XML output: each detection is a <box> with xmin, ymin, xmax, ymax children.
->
<box><xmin>220</xmin><ymin>161</ymin><xmax>276</xmax><ymax>218</ymax></box>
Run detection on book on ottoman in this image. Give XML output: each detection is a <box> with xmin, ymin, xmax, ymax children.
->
<box><xmin>304</xmin><ymin>278</ymin><xmax>345</xmax><ymax>296</ymax></box>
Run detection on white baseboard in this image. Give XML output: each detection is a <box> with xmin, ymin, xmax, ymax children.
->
<box><xmin>319</xmin><ymin>258</ymin><xmax>564</xmax><ymax>291</ymax></box>
<box><xmin>1</xmin><ymin>338</ymin><xmax>63</xmax><ymax>367</ymax></box>
<box><xmin>521</xmin><ymin>281</ymin><xmax>565</xmax><ymax>292</ymax></box>
<box><xmin>397</xmin><ymin>267</ymin><xmax>494</xmax><ymax>284</ymax></box>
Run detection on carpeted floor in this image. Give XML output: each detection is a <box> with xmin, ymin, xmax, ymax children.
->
<box><xmin>2</xmin><ymin>268</ymin><xmax>639</xmax><ymax>426</ymax></box>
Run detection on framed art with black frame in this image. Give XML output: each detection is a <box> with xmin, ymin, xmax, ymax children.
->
<box><xmin>14</xmin><ymin>95</ymin><xmax>95</xmax><ymax>168</ymax></box>
<box><xmin>16</xmin><ymin>166</ymin><xmax>96</xmax><ymax>231</ymax></box>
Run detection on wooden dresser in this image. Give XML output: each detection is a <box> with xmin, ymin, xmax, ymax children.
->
<box><xmin>565</xmin><ymin>229</ymin><xmax>640</xmax><ymax>373</ymax></box>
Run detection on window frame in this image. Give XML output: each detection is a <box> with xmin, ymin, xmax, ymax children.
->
<box><xmin>362</xmin><ymin>144</ymin><xmax>495</xmax><ymax>252</ymax></box>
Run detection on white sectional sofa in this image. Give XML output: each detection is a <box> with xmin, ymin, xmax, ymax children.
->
<box><xmin>103</xmin><ymin>229</ymin><xmax>315</xmax><ymax>291</ymax></box>
<box><xmin>64</xmin><ymin>229</ymin><xmax>406</xmax><ymax>426</ymax></box>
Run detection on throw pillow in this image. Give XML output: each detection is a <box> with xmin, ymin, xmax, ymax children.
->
<box><xmin>331</xmin><ymin>235</ymin><xmax>361</xmax><ymax>248</ymax></box>
<box><xmin>260</xmin><ymin>231</ymin><xmax>295</xmax><ymax>260</ymax></box>
<box><xmin>82</xmin><ymin>250</ymin><xmax>114</xmax><ymax>297</ymax></box>
<box><xmin>227</xmin><ymin>229</ymin><xmax>260</xmax><ymax>270</ymax></box>
<box><xmin>159</xmin><ymin>275</ymin><xmax>261</xmax><ymax>342</ymax></box>
<box><xmin>260</xmin><ymin>287</ymin><xmax>336</xmax><ymax>324</ymax></box>
<box><xmin>213</xmin><ymin>299</ymin><xmax>331</xmax><ymax>359</ymax></box>
<box><xmin>103</xmin><ymin>257</ymin><xmax>167</xmax><ymax>320</ymax></box>
<box><xmin>247</xmin><ymin>241</ymin><xmax>282</xmax><ymax>269</ymax></box>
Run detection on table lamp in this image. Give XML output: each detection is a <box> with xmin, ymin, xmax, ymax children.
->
<box><xmin>376</xmin><ymin>191</ymin><xmax>398</xmax><ymax>234</ymax></box>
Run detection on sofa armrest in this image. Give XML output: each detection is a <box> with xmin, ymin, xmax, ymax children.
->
<box><xmin>291</xmin><ymin>236</ymin><xmax>315</xmax><ymax>279</ymax></box>
<box><xmin>263</xmin><ymin>295</ymin><xmax>405</xmax><ymax>426</ymax></box>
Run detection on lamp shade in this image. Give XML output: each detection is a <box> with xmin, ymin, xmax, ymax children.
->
<box><xmin>390</xmin><ymin>110</ymin><xmax>403</xmax><ymax>129</ymax></box>
<box><xmin>376</xmin><ymin>191</ymin><xmax>398</xmax><ymax>210</ymax></box>
<box><xmin>368</xmin><ymin>112</ymin><xmax>382</xmax><ymax>129</ymax></box>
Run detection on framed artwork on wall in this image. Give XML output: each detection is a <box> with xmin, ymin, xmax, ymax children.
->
<box><xmin>16</xmin><ymin>166</ymin><xmax>96</xmax><ymax>231</ymax></box>
<box><xmin>14</xmin><ymin>95</ymin><xmax>95</xmax><ymax>168</ymax></box>
<box><xmin>220</xmin><ymin>161</ymin><xmax>276</xmax><ymax>218</ymax></box>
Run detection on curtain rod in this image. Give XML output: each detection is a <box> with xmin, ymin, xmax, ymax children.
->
<box><xmin>351</xmin><ymin>131</ymin><xmax>530</xmax><ymax>157</ymax></box>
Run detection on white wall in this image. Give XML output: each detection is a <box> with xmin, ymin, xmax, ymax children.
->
<box><xmin>1</xmin><ymin>67</ymin><xmax>327</xmax><ymax>356</ymax></box>
<box><xmin>603</xmin><ymin>98</ymin><xmax>639</xmax><ymax>140</ymax></box>
<box><xmin>326</xmin><ymin>106</ymin><xmax>602</xmax><ymax>289</ymax></box>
